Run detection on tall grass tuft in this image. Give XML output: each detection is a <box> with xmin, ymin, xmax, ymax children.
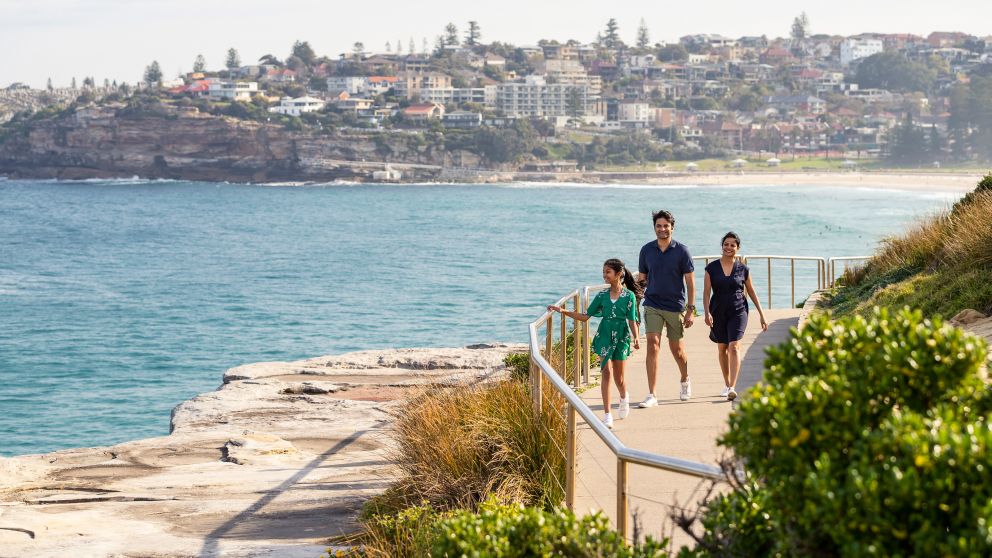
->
<box><xmin>368</xmin><ymin>379</ymin><xmax>566</xmax><ymax>515</ymax></box>
<box><xmin>831</xmin><ymin>185</ymin><xmax>992</xmax><ymax>317</ymax></box>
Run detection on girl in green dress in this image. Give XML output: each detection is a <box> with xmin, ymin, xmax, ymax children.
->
<box><xmin>548</xmin><ymin>258</ymin><xmax>642</xmax><ymax>429</ymax></box>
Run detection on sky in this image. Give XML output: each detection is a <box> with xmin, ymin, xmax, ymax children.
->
<box><xmin>2</xmin><ymin>0</ymin><xmax>991</xmax><ymax>89</ymax></box>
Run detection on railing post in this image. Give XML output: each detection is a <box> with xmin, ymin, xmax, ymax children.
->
<box><xmin>791</xmin><ymin>259</ymin><xmax>795</xmax><ymax>308</ymax></box>
<box><xmin>617</xmin><ymin>458</ymin><xmax>629</xmax><ymax>542</ymax></box>
<box><xmin>767</xmin><ymin>258</ymin><xmax>772</xmax><ymax>309</ymax></box>
<box><xmin>582</xmin><ymin>290</ymin><xmax>591</xmax><ymax>385</ymax></box>
<box><xmin>529</xmin><ymin>354</ymin><xmax>542</xmax><ymax>415</ymax></box>
<box><xmin>572</xmin><ymin>293</ymin><xmax>581</xmax><ymax>388</ymax></box>
<box><xmin>566</xmin><ymin>404</ymin><xmax>576</xmax><ymax>510</ymax></box>
<box><xmin>559</xmin><ymin>306</ymin><xmax>568</xmax><ymax>381</ymax></box>
<box><xmin>545</xmin><ymin>315</ymin><xmax>553</xmax><ymax>363</ymax></box>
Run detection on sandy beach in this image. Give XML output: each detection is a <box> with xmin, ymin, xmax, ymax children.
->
<box><xmin>519</xmin><ymin>170</ymin><xmax>987</xmax><ymax>192</ymax></box>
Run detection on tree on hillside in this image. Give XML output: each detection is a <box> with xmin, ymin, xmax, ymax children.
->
<box><xmin>258</xmin><ymin>54</ymin><xmax>282</xmax><ymax>66</ymax></box>
<box><xmin>855</xmin><ymin>52</ymin><xmax>936</xmax><ymax>93</ymax></box>
<box><xmin>636</xmin><ymin>18</ymin><xmax>650</xmax><ymax>49</ymax></box>
<box><xmin>444</xmin><ymin>23</ymin><xmax>459</xmax><ymax>46</ymax></box>
<box><xmin>602</xmin><ymin>18</ymin><xmax>621</xmax><ymax>49</ymax></box>
<box><xmin>929</xmin><ymin>124</ymin><xmax>944</xmax><ymax>161</ymax></box>
<box><xmin>143</xmin><ymin>61</ymin><xmax>163</xmax><ymax>87</ymax></box>
<box><xmin>433</xmin><ymin>36</ymin><xmax>446</xmax><ymax>57</ymax></box>
<box><xmin>291</xmin><ymin>40</ymin><xmax>317</xmax><ymax>66</ymax></box>
<box><xmin>352</xmin><ymin>42</ymin><xmax>365</xmax><ymax>61</ymax></box>
<box><xmin>46</xmin><ymin>77</ymin><xmax>53</xmax><ymax>91</ymax></box>
<box><xmin>888</xmin><ymin>111</ymin><xmax>927</xmax><ymax>164</ymax></box>
<box><xmin>71</xmin><ymin>77</ymin><xmax>77</xmax><ymax>89</ymax></box>
<box><xmin>225</xmin><ymin>48</ymin><xmax>241</xmax><ymax>71</ymax></box>
<box><xmin>465</xmin><ymin>21</ymin><xmax>481</xmax><ymax>46</ymax></box>
<box><xmin>193</xmin><ymin>54</ymin><xmax>206</xmax><ymax>73</ymax></box>
<box><xmin>790</xmin><ymin>12</ymin><xmax>809</xmax><ymax>42</ymax></box>
<box><xmin>422</xmin><ymin>37</ymin><xmax>429</xmax><ymax>54</ymax></box>
<box><xmin>409</xmin><ymin>37</ymin><xmax>416</xmax><ymax>55</ymax></box>
<box><xmin>657</xmin><ymin>43</ymin><xmax>688</xmax><ymax>61</ymax></box>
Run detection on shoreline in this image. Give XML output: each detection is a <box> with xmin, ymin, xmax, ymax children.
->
<box><xmin>3</xmin><ymin>170</ymin><xmax>986</xmax><ymax>192</ymax></box>
<box><xmin>0</xmin><ymin>344</ymin><xmax>523</xmax><ymax>557</ymax></box>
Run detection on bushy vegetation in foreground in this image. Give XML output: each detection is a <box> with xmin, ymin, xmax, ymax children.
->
<box><xmin>679</xmin><ymin>308</ymin><xmax>992</xmax><ymax>557</ymax></box>
<box><xmin>828</xmin><ymin>174</ymin><xmax>992</xmax><ymax>318</ymax></box>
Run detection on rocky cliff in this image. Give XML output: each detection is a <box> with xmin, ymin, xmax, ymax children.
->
<box><xmin>0</xmin><ymin>104</ymin><xmax>488</xmax><ymax>183</ymax></box>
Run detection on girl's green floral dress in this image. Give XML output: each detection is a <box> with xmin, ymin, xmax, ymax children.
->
<box><xmin>587</xmin><ymin>289</ymin><xmax>638</xmax><ymax>361</ymax></box>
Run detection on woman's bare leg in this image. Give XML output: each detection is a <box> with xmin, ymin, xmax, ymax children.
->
<box><xmin>718</xmin><ymin>343</ymin><xmax>730</xmax><ymax>387</ymax></box>
<box><xmin>611</xmin><ymin>359</ymin><xmax>627</xmax><ymax>398</ymax></box>
<box><xmin>727</xmin><ymin>340</ymin><xmax>742</xmax><ymax>388</ymax></box>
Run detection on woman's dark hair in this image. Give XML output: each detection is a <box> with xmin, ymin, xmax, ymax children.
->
<box><xmin>652</xmin><ymin>209</ymin><xmax>675</xmax><ymax>227</ymax></box>
<box><xmin>604</xmin><ymin>258</ymin><xmax>643</xmax><ymax>320</ymax></box>
<box><xmin>721</xmin><ymin>231</ymin><xmax>741</xmax><ymax>248</ymax></box>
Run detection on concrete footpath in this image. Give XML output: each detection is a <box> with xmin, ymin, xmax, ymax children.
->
<box><xmin>573</xmin><ymin>308</ymin><xmax>801</xmax><ymax>549</ymax></box>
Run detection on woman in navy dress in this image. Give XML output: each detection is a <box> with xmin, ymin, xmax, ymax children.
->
<box><xmin>702</xmin><ymin>232</ymin><xmax>767</xmax><ymax>401</ymax></box>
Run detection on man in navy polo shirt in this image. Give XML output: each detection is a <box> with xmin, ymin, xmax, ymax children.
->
<box><xmin>637</xmin><ymin>209</ymin><xmax>695</xmax><ymax>407</ymax></box>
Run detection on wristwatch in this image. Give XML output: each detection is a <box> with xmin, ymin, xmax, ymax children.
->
<box><xmin>686</xmin><ymin>305</ymin><xmax>696</xmax><ymax>312</ymax></box>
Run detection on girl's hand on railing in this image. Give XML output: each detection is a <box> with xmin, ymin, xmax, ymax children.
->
<box><xmin>547</xmin><ymin>305</ymin><xmax>561</xmax><ymax>313</ymax></box>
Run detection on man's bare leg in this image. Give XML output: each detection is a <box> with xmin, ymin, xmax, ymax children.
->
<box><xmin>669</xmin><ymin>339</ymin><xmax>688</xmax><ymax>382</ymax></box>
<box><xmin>645</xmin><ymin>333</ymin><xmax>662</xmax><ymax>394</ymax></box>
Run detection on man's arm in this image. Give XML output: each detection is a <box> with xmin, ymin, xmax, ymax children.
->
<box><xmin>683</xmin><ymin>271</ymin><xmax>696</xmax><ymax>327</ymax></box>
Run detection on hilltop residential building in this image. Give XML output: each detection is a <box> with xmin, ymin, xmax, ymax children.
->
<box><xmin>326</xmin><ymin>76</ymin><xmax>366</xmax><ymax>95</ymax></box>
<box><xmin>269</xmin><ymin>96</ymin><xmax>325</xmax><ymax>116</ymax></box>
<box><xmin>418</xmin><ymin>86</ymin><xmax>496</xmax><ymax>107</ymax></box>
<box><xmin>840</xmin><ymin>38</ymin><xmax>883</xmax><ymax>65</ymax></box>
<box><xmin>541</xmin><ymin>59</ymin><xmax>603</xmax><ymax>96</ymax></box>
<box><xmin>366</xmin><ymin>76</ymin><xmax>399</xmax><ymax>95</ymax></box>
<box><xmin>206</xmin><ymin>81</ymin><xmax>258</xmax><ymax>101</ymax></box>
<box><xmin>765</xmin><ymin>95</ymin><xmax>827</xmax><ymax>114</ymax></box>
<box><xmin>393</xmin><ymin>72</ymin><xmax>453</xmax><ymax>99</ymax></box>
<box><xmin>442</xmin><ymin>110</ymin><xmax>483</xmax><ymax>128</ymax></box>
<box><xmin>401</xmin><ymin>103</ymin><xmax>444</xmax><ymax>122</ymax></box>
<box><xmin>493</xmin><ymin>76</ymin><xmax>590</xmax><ymax>118</ymax></box>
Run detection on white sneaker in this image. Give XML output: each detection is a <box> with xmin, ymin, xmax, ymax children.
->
<box><xmin>637</xmin><ymin>394</ymin><xmax>658</xmax><ymax>408</ymax></box>
<box><xmin>727</xmin><ymin>387</ymin><xmax>738</xmax><ymax>401</ymax></box>
<box><xmin>602</xmin><ymin>413</ymin><xmax>614</xmax><ymax>429</ymax></box>
<box><xmin>618</xmin><ymin>395</ymin><xmax>630</xmax><ymax>419</ymax></box>
<box><xmin>720</xmin><ymin>386</ymin><xmax>730</xmax><ymax>398</ymax></box>
<box><xmin>680</xmin><ymin>379</ymin><xmax>691</xmax><ymax>401</ymax></box>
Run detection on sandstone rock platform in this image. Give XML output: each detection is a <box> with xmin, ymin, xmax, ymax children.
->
<box><xmin>0</xmin><ymin>343</ymin><xmax>523</xmax><ymax>558</ymax></box>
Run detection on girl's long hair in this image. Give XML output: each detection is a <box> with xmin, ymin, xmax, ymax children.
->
<box><xmin>604</xmin><ymin>258</ymin><xmax>643</xmax><ymax>320</ymax></box>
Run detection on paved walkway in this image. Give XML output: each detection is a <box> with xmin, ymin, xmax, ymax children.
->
<box><xmin>573</xmin><ymin>308</ymin><xmax>801</xmax><ymax>549</ymax></box>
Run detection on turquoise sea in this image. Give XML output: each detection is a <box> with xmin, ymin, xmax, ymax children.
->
<box><xmin>0</xmin><ymin>179</ymin><xmax>962</xmax><ymax>456</ymax></box>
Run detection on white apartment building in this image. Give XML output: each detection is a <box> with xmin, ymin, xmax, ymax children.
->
<box><xmin>269</xmin><ymin>96</ymin><xmax>326</xmax><ymax>116</ymax></box>
<box><xmin>326</xmin><ymin>76</ymin><xmax>366</xmax><ymax>94</ymax></box>
<box><xmin>206</xmin><ymin>81</ymin><xmax>258</xmax><ymax>101</ymax></box>
<box><xmin>840</xmin><ymin>38</ymin><xmax>884</xmax><ymax>65</ymax></box>
<box><xmin>418</xmin><ymin>86</ymin><xmax>497</xmax><ymax>107</ymax></box>
<box><xmin>618</xmin><ymin>102</ymin><xmax>651</xmax><ymax>122</ymax></box>
<box><xmin>542</xmin><ymin>59</ymin><xmax>602</xmax><ymax>97</ymax></box>
<box><xmin>494</xmin><ymin>76</ymin><xmax>590</xmax><ymax>118</ymax></box>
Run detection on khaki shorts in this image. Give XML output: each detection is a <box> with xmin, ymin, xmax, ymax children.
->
<box><xmin>644</xmin><ymin>306</ymin><xmax>685</xmax><ymax>340</ymax></box>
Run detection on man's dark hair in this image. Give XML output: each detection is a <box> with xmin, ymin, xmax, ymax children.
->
<box><xmin>652</xmin><ymin>210</ymin><xmax>675</xmax><ymax>227</ymax></box>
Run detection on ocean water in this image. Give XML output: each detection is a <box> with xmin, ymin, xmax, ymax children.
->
<box><xmin>0</xmin><ymin>179</ymin><xmax>962</xmax><ymax>456</ymax></box>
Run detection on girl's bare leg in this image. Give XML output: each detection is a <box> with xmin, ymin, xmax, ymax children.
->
<box><xmin>600</xmin><ymin>361</ymin><xmax>613</xmax><ymax>414</ymax></box>
<box><xmin>611</xmin><ymin>359</ymin><xmax>627</xmax><ymax>398</ymax></box>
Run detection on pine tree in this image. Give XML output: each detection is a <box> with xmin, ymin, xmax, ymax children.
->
<box><xmin>636</xmin><ymin>18</ymin><xmax>650</xmax><ymax>49</ymax></box>
<box><xmin>143</xmin><ymin>61</ymin><xmax>162</xmax><ymax>87</ymax></box>
<box><xmin>410</xmin><ymin>37</ymin><xmax>416</xmax><ymax>55</ymax></box>
<box><xmin>46</xmin><ymin>77</ymin><xmax>53</xmax><ymax>91</ymax></box>
<box><xmin>385</xmin><ymin>41</ymin><xmax>392</xmax><ymax>52</ymax></box>
<box><xmin>603</xmin><ymin>18</ymin><xmax>621</xmax><ymax>49</ymax></box>
<box><xmin>71</xmin><ymin>77</ymin><xmax>77</xmax><ymax>89</ymax></box>
<box><xmin>465</xmin><ymin>21</ymin><xmax>481</xmax><ymax>46</ymax></box>
<box><xmin>225</xmin><ymin>48</ymin><xmax>241</xmax><ymax>71</ymax></box>
<box><xmin>193</xmin><ymin>54</ymin><xmax>206</xmax><ymax>73</ymax></box>
<box><xmin>444</xmin><ymin>23</ymin><xmax>459</xmax><ymax>46</ymax></box>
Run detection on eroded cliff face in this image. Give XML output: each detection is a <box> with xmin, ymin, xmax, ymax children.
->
<box><xmin>0</xmin><ymin>104</ymin><xmax>478</xmax><ymax>182</ymax></box>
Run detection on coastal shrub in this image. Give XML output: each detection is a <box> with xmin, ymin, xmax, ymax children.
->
<box><xmin>503</xmin><ymin>352</ymin><xmax>530</xmax><ymax>382</ymax></box>
<box><xmin>370</xmin><ymin>379</ymin><xmax>566</xmax><ymax>514</ymax></box>
<box><xmin>433</xmin><ymin>499</ymin><xmax>670</xmax><ymax>557</ymax></box>
<box><xmin>951</xmin><ymin>171</ymin><xmax>992</xmax><ymax>213</ymax></box>
<box><xmin>357</xmin><ymin>498</ymin><xmax>670</xmax><ymax>558</ymax></box>
<box><xmin>683</xmin><ymin>308</ymin><xmax>992</xmax><ymax>556</ymax></box>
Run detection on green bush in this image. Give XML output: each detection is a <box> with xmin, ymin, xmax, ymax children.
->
<box><xmin>692</xmin><ymin>307</ymin><xmax>992</xmax><ymax>556</ymax></box>
<box><xmin>503</xmin><ymin>352</ymin><xmax>530</xmax><ymax>382</ymax></box>
<box><xmin>432</xmin><ymin>499</ymin><xmax>669</xmax><ymax>558</ymax></box>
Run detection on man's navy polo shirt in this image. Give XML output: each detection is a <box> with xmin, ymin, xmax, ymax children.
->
<box><xmin>638</xmin><ymin>239</ymin><xmax>694</xmax><ymax>312</ymax></box>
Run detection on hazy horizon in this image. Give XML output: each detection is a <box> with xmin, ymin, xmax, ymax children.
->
<box><xmin>2</xmin><ymin>0</ymin><xmax>990</xmax><ymax>89</ymax></box>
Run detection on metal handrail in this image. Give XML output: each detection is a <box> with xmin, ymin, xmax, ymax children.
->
<box><xmin>693</xmin><ymin>255</ymin><xmax>827</xmax><ymax>309</ymax></box>
<box><xmin>828</xmin><ymin>256</ymin><xmax>870</xmax><ymax>287</ymax></box>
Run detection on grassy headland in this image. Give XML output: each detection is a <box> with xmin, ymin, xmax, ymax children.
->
<box><xmin>827</xmin><ymin>173</ymin><xmax>992</xmax><ymax>318</ymax></box>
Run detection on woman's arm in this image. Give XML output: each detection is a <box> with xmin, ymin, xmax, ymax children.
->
<box><xmin>547</xmin><ymin>305</ymin><xmax>592</xmax><ymax>322</ymax></box>
<box><xmin>744</xmin><ymin>275</ymin><xmax>768</xmax><ymax>331</ymax></box>
<box><xmin>703</xmin><ymin>270</ymin><xmax>713</xmax><ymax>327</ymax></box>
